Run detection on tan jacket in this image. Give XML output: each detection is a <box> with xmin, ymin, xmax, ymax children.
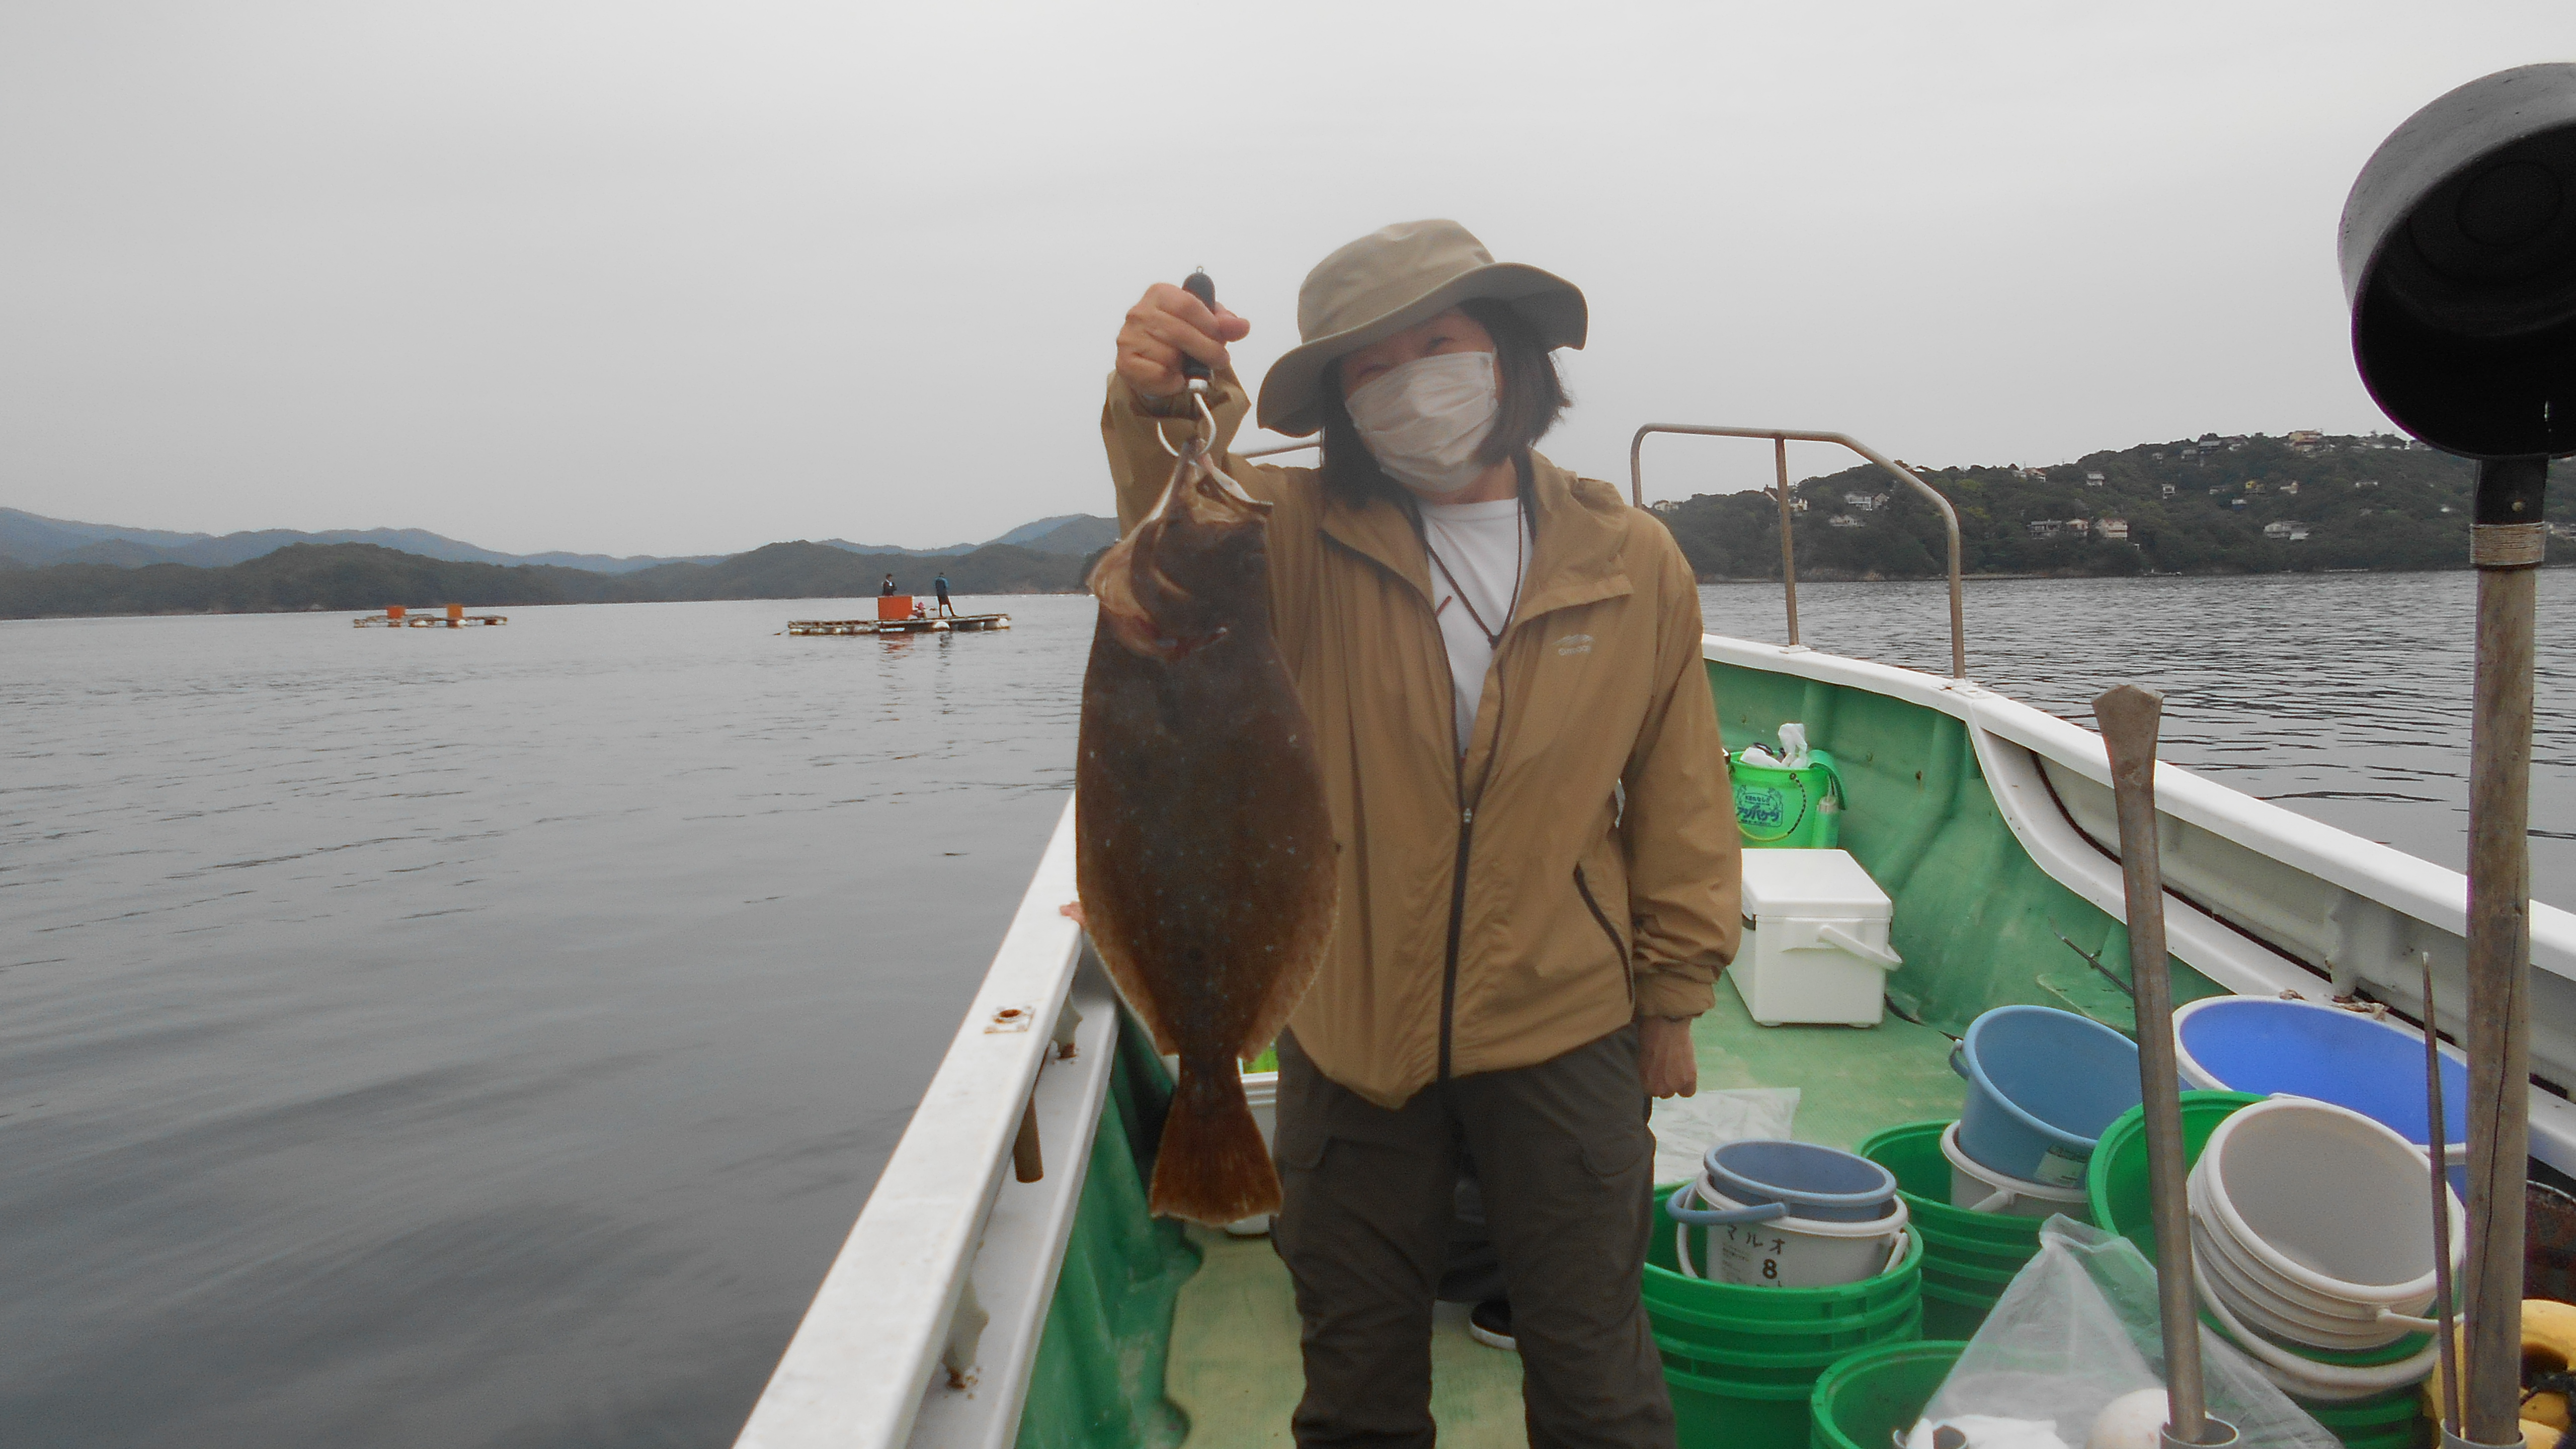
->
<box><xmin>1101</xmin><ymin>373</ymin><xmax>1740</xmax><ymax>1109</ymax></box>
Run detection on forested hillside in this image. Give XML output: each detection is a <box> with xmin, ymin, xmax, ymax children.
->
<box><xmin>0</xmin><ymin>539</ymin><xmax>1085</xmax><ymax>619</ymax></box>
<box><xmin>1653</xmin><ymin>431</ymin><xmax>2576</xmax><ymax>580</ymax></box>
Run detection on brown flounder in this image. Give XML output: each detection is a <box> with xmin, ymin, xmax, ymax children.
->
<box><xmin>1076</xmin><ymin>448</ymin><xmax>1338</xmax><ymax>1225</ymax></box>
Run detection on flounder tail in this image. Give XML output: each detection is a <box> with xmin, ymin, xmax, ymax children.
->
<box><xmin>1148</xmin><ymin>1057</ymin><xmax>1280</xmax><ymax>1226</ymax></box>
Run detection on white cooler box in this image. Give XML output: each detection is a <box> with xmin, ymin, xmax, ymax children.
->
<box><xmin>1728</xmin><ymin>849</ymin><xmax>1901</xmax><ymax>1027</ymax></box>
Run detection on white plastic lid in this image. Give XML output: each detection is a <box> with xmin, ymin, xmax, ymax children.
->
<box><xmin>1739</xmin><ymin>848</ymin><xmax>1893</xmax><ymax>921</ymax></box>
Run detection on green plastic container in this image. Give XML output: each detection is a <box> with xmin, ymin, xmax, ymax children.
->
<box><xmin>2296</xmin><ymin>1385</ymin><xmax>2429</xmax><ymax>1449</ymax></box>
<box><xmin>2083</xmin><ymin>1091</ymin><xmax>2264</xmax><ymax>1263</ymax></box>
<box><xmin>1857</xmin><ymin>1119</ymin><xmax>2097</xmax><ymax>1341</ymax></box>
<box><xmin>1731</xmin><ymin>748</ymin><xmax>1843</xmax><ymax>849</ymax></box>
<box><xmin>1919</xmin><ymin>1279</ymin><xmax>1996</xmax><ymax>1342</ymax></box>
<box><xmin>1647</xmin><ymin>1182</ymin><xmax>1926</xmax><ymax>1448</ymax></box>
<box><xmin>1668</xmin><ymin>1357</ymin><xmax>1822</xmax><ymax>1449</ymax></box>
<box><xmin>1808</xmin><ymin>1340</ymin><xmax>1970</xmax><ymax>1449</ymax></box>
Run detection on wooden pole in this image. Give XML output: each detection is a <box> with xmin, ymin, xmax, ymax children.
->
<box><xmin>2095</xmin><ymin>684</ymin><xmax>2233</xmax><ymax>1447</ymax></box>
<box><xmin>2460</xmin><ymin>455</ymin><xmax>2545</xmax><ymax>1446</ymax></box>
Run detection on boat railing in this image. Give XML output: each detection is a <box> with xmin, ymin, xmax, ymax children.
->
<box><xmin>1631</xmin><ymin>425</ymin><xmax>1968</xmax><ymax>679</ymax></box>
<box><xmin>733</xmin><ymin>798</ymin><xmax>1114</xmax><ymax>1449</ymax></box>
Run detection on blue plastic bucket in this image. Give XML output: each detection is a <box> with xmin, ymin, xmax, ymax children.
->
<box><xmin>1951</xmin><ymin>1006</ymin><xmax>2141</xmax><ymax>1185</ymax></box>
<box><xmin>2174</xmin><ymin>996</ymin><xmax>2465</xmax><ymax>1146</ymax></box>
<box><xmin>1672</xmin><ymin>1141</ymin><xmax>1901</xmax><ymax>1226</ymax></box>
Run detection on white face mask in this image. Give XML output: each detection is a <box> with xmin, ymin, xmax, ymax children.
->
<box><xmin>1342</xmin><ymin>350</ymin><xmax>1500</xmax><ymax>497</ymax></box>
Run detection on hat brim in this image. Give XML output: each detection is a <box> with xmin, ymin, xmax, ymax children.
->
<box><xmin>1254</xmin><ymin>262</ymin><xmax>1587</xmax><ymax>437</ymax></box>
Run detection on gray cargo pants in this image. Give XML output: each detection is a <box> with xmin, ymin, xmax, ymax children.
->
<box><xmin>1270</xmin><ymin>1026</ymin><xmax>1673</xmax><ymax>1449</ymax></box>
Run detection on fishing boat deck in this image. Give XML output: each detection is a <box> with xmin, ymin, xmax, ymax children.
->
<box><xmin>1163</xmin><ymin>984</ymin><xmax>1967</xmax><ymax>1445</ymax></box>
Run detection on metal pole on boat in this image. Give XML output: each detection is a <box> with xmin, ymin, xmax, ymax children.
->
<box><xmin>2096</xmin><ymin>684</ymin><xmax>2236</xmax><ymax>1449</ymax></box>
<box><xmin>2336</xmin><ymin>63</ymin><xmax>2576</xmax><ymax>1449</ymax></box>
<box><xmin>1775</xmin><ymin>437</ymin><xmax>1801</xmax><ymax>646</ymax></box>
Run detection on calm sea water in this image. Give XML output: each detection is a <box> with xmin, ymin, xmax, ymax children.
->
<box><xmin>2</xmin><ymin>574</ymin><xmax>2568</xmax><ymax>1445</ymax></box>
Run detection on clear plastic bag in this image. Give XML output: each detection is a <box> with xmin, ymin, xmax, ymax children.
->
<box><xmin>1912</xmin><ymin>1218</ymin><xmax>2338</xmax><ymax>1449</ymax></box>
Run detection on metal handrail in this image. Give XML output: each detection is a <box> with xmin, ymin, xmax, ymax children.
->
<box><xmin>1631</xmin><ymin>425</ymin><xmax>1967</xmax><ymax>679</ymax></box>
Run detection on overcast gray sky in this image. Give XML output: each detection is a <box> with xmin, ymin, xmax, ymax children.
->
<box><xmin>2</xmin><ymin>3</ymin><xmax>2568</xmax><ymax>557</ymax></box>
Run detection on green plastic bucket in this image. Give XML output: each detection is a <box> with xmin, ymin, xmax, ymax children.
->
<box><xmin>1809</xmin><ymin>1340</ymin><xmax>1970</xmax><ymax>1449</ymax></box>
<box><xmin>1919</xmin><ymin>1278</ymin><xmax>1997</xmax><ymax>1342</ymax></box>
<box><xmin>1731</xmin><ymin>748</ymin><xmax>1842</xmax><ymax>849</ymax></box>
<box><xmin>2084</xmin><ymin>1091</ymin><xmax>2264</xmax><ymax>1263</ymax></box>
<box><xmin>1858</xmin><ymin>1119</ymin><xmax>2093</xmax><ymax>1340</ymax></box>
<box><xmin>1648</xmin><ymin>1182</ymin><xmax>1925</xmax><ymax>1447</ymax></box>
<box><xmin>1668</xmin><ymin>1357</ymin><xmax>1819</xmax><ymax>1449</ymax></box>
<box><xmin>2295</xmin><ymin>1384</ymin><xmax>2428</xmax><ymax>1449</ymax></box>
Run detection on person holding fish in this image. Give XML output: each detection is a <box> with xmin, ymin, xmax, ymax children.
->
<box><xmin>1085</xmin><ymin>219</ymin><xmax>1740</xmax><ymax>1449</ymax></box>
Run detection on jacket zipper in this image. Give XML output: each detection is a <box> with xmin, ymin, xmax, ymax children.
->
<box><xmin>1574</xmin><ymin>863</ymin><xmax>1634</xmax><ymax>1004</ymax></box>
<box><xmin>1438</xmin><ymin>802</ymin><xmax>1473</xmax><ymax>1082</ymax></box>
<box><xmin>1430</xmin><ymin>462</ymin><xmax>1534</xmax><ymax>1087</ymax></box>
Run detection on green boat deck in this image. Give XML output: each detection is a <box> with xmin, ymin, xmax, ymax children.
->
<box><xmin>1158</xmin><ymin>984</ymin><xmax>1968</xmax><ymax>1446</ymax></box>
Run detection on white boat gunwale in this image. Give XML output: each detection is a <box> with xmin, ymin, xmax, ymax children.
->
<box><xmin>734</xmin><ymin>801</ymin><xmax>1107</xmax><ymax>1449</ymax></box>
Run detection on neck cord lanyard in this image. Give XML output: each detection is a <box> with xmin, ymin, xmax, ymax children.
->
<box><xmin>1423</xmin><ymin>499</ymin><xmax>1525</xmax><ymax>652</ymax></box>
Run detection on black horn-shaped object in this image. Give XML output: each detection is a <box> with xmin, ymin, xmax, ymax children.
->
<box><xmin>2341</xmin><ymin>62</ymin><xmax>2576</xmax><ymax>459</ymax></box>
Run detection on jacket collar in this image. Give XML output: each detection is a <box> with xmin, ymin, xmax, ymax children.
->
<box><xmin>1315</xmin><ymin>451</ymin><xmax>1634</xmax><ymax>627</ymax></box>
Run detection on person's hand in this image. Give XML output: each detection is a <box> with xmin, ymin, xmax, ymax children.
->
<box><xmin>1116</xmin><ymin>282</ymin><xmax>1250</xmax><ymax>400</ymax></box>
<box><xmin>1640</xmin><ymin>1016</ymin><xmax>1699</xmax><ymax>1099</ymax></box>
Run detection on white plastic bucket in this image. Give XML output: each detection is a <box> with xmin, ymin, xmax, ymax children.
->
<box><xmin>2182</xmin><ymin>1096</ymin><xmax>2461</xmax><ymax>1396</ymax></box>
<box><xmin>1939</xmin><ymin>1120</ymin><xmax>2092</xmax><ymax>1219</ymax></box>
<box><xmin>1669</xmin><ymin>1179</ymin><xmax>1911</xmax><ymax>1288</ymax></box>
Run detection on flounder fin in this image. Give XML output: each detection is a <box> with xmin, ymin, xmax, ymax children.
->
<box><xmin>1148</xmin><ymin>1058</ymin><xmax>1280</xmax><ymax>1225</ymax></box>
<box><xmin>1085</xmin><ymin>520</ymin><xmax>1170</xmax><ymax>658</ymax></box>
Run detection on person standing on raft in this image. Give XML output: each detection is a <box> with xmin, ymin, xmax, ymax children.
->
<box><xmin>1104</xmin><ymin>219</ymin><xmax>1741</xmax><ymax>1449</ymax></box>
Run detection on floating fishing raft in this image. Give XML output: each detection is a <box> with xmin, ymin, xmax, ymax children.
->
<box><xmin>786</xmin><ymin>596</ymin><xmax>1010</xmax><ymax>636</ymax></box>
<box><xmin>353</xmin><ymin>604</ymin><xmax>506</xmax><ymax>628</ymax></box>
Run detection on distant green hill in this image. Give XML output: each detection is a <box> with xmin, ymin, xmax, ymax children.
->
<box><xmin>1652</xmin><ymin>431</ymin><xmax>2575</xmax><ymax>580</ymax></box>
<box><xmin>0</xmin><ymin>538</ymin><xmax>1089</xmax><ymax>620</ymax></box>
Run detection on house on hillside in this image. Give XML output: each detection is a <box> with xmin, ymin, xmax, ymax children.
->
<box><xmin>1827</xmin><ymin>514</ymin><xmax>1863</xmax><ymax>529</ymax></box>
<box><xmin>1648</xmin><ymin>499</ymin><xmax>1680</xmax><ymax>514</ymax></box>
<box><xmin>2245</xmin><ymin>480</ymin><xmax>2266</xmax><ymax>494</ymax></box>
<box><xmin>1843</xmin><ymin>492</ymin><xmax>1878</xmax><ymax>511</ymax></box>
<box><xmin>2160</xmin><ymin>483</ymin><xmax>2177</xmax><ymax>498</ymax></box>
<box><xmin>2264</xmin><ymin>520</ymin><xmax>2310</xmax><ymax>541</ymax></box>
<box><xmin>2028</xmin><ymin>519</ymin><xmax>2064</xmax><ymax>539</ymax></box>
<box><xmin>2085</xmin><ymin>471</ymin><xmax>2106</xmax><ymax>488</ymax></box>
<box><xmin>2066</xmin><ymin>518</ymin><xmax>2091</xmax><ymax>538</ymax></box>
<box><xmin>2280</xmin><ymin>480</ymin><xmax>2300</xmax><ymax>496</ymax></box>
<box><xmin>1763</xmin><ymin>487</ymin><xmax>1810</xmax><ymax>512</ymax></box>
<box><xmin>2286</xmin><ymin>430</ymin><xmax>2322</xmax><ymax>446</ymax></box>
<box><xmin>2098</xmin><ymin>519</ymin><xmax>2130</xmax><ymax>541</ymax></box>
<box><xmin>2354</xmin><ymin>478</ymin><xmax>2380</xmax><ymax>488</ymax></box>
<box><xmin>2152</xmin><ymin>451</ymin><xmax>2166</xmax><ymax>461</ymax></box>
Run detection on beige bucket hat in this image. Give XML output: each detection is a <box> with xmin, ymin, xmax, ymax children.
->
<box><xmin>1255</xmin><ymin>219</ymin><xmax>1587</xmax><ymax>437</ymax></box>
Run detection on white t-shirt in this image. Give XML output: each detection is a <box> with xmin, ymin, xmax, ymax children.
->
<box><xmin>1417</xmin><ymin>497</ymin><xmax>1531</xmax><ymax>755</ymax></box>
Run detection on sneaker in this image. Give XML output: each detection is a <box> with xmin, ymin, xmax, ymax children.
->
<box><xmin>1466</xmin><ymin>1298</ymin><xmax>1516</xmax><ymax>1352</ymax></box>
